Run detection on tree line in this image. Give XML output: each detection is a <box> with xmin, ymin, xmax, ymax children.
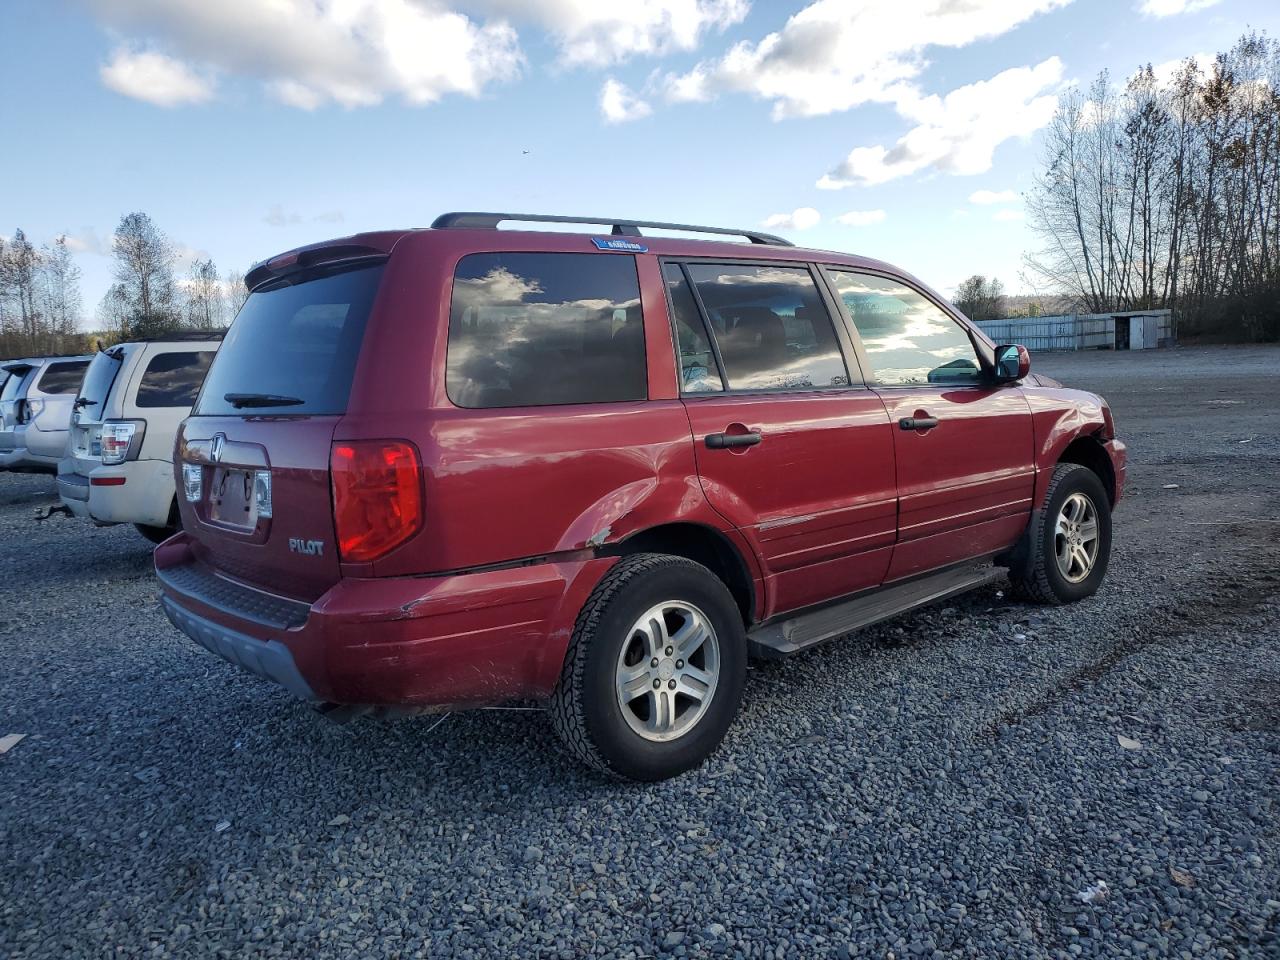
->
<box><xmin>0</xmin><ymin>212</ymin><xmax>247</xmax><ymax>359</ymax></box>
<box><xmin>1025</xmin><ymin>31</ymin><xmax>1280</xmax><ymax>341</ymax></box>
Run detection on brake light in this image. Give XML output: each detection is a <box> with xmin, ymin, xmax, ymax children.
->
<box><xmin>101</xmin><ymin>420</ymin><xmax>145</xmax><ymax>464</ymax></box>
<box><xmin>330</xmin><ymin>440</ymin><xmax>423</xmax><ymax>563</ymax></box>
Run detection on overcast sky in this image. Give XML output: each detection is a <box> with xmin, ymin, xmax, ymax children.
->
<box><xmin>2</xmin><ymin>0</ymin><xmax>1274</xmax><ymax>322</ymax></box>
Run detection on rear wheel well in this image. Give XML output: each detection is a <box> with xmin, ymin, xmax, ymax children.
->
<box><xmin>602</xmin><ymin>524</ymin><xmax>755</xmax><ymax>626</ymax></box>
<box><xmin>1058</xmin><ymin>435</ymin><xmax>1115</xmax><ymax>505</ymax></box>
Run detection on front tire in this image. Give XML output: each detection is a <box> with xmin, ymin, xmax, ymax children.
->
<box><xmin>550</xmin><ymin>554</ymin><xmax>747</xmax><ymax>781</ymax></box>
<box><xmin>1009</xmin><ymin>463</ymin><xmax>1112</xmax><ymax>604</ymax></box>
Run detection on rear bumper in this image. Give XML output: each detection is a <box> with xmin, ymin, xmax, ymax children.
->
<box><xmin>155</xmin><ymin>533</ymin><xmax>616</xmax><ymax>708</ymax></box>
<box><xmin>57</xmin><ymin>458</ymin><xmax>175</xmax><ymax>526</ymax></box>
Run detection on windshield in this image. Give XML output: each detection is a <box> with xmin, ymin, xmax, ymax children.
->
<box><xmin>76</xmin><ymin>351</ymin><xmax>124</xmax><ymax>416</ymax></box>
<box><xmin>193</xmin><ymin>264</ymin><xmax>383</xmax><ymax>417</ymax></box>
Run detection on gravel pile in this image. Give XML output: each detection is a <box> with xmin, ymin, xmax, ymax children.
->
<box><xmin>2</xmin><ymin>345</ymin><xmax>1278</xmax><ymax>958</ymax></box>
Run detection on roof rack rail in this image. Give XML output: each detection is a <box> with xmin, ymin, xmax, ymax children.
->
<box><xmin>430</xmin><ymin>212</ymin><xmax>795</xmax><ymax>247</ymax></box>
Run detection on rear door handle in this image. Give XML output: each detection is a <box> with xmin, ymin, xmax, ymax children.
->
<box><xmin>899</xmin><ymin>417</ymin><xmax>939</xmax><ymax>431</ymax></box>
<box><xmin>706</xmin><ymin>431</ymin><xmax>762</xmax><ymax>449</ymax></box>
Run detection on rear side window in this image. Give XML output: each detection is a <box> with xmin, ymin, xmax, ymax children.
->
<box><xmin>194</xmin><ymin>265</ymin><xmax>382</xmax><ymax>416</ymax></box>
<box><xmin>447</xmin><ymin>252</ymin><xmax>646</xmax><ymax>408</ymax></box>
<box><xmin>136</xmin><ymin>351</ymin><xmax>215</xmax><ymax>408</ymax></box>
<box><xmin>1</xmin><ymin>371</ymin><xmax>26</xmax><ymax>402</ymax></box>
<box><xmin>828</xmin><ymin>271</ymin><xmax>982</xmax><ymax>386</ymax></box>
<box><xmin>684</xmin><ymin>264</ymin><xmax>849</xmax><ymax>392</ymax></box>
<box><xmin>37</xmin><ymin>361</ymin><xmax>89</xmax><ymax>395</ymax></box>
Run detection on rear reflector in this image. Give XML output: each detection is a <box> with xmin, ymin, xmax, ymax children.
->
<box><xmin>91</xmin><ymin>476</ymin><xmax>126</xmax><ymax>486</ymax></box>
<box><xmin>330</xmin><ymin>440</ymin><xmax>423</xmax><ymax>563</ymax></box>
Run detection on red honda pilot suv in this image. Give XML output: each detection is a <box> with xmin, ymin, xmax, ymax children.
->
<box><xmin>157</xmin><ymin>213</ymin><xmax>1125</xmax><ymax>781</ymax></box>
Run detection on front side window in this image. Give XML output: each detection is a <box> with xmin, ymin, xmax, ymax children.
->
<box><xmin>37</xmin><ymin>360</ymin><xmax>89</xmax><ymax>395</ymax></box>
<box><xmin>828</xmin><ymin>271</ymin><xmax>982</xmax><ymax>387</ymax></box>
<box><xmin>663</xmin><ymin>264</ymin><xmax>722</xmax><ymax>394</ymax></box>
<box><xmin>136</xmin><ymin>350</ymin><xmax>216</xmax><ymax>408</ymax></box>
<box><xmin>684</xmin><ymin>263</ymin><xmax>848</xmax><ymax>392</ymax></box>
<box><xmin>447</xmin><ymin>252</ymin><xmax>646</xmax><ymax>408</ymax></box>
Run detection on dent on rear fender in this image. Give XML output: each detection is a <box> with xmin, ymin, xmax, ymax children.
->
<box><xmin>556</xmin><ymin>475</ymin><xmax>709</xmax><ymax>552</ymax></box>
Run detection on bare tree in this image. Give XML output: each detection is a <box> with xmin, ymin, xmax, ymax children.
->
<box><xmin>1025</xmin><ymin>32</ymin><xmax>1280</xmax><ymax>341</ymax></box>
<box><xmin>185</xmin><ymin>257</ymin><xmax>225</xmax><ymax>330</ymax></box>
<box><xmin>39</xmin><ymin>237</ymin><xmax>83</xmax><ymax>341</ymax></box>
<box><xmin>953</xmin><ymin>275</ymin><xmax>1007</xmax><ymax>319</ymax></box>
<box><xmin>111</xmin><ymin>212</ymin><xmax>179</xmax><ymax>337</ymax></box>
<box><xmin>223</xmin><ymin>267</ymin><xmax>250</xmax><ymax>315</ymax></box>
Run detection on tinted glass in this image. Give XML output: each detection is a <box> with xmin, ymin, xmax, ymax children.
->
<box><xmin>136</xmin><ymin>350</ymin><xmax>216</xmax><ymax>408</ymax></box>
<box><xmin>76</xmin><ymin>351</ymin><xmax>123</xmax><ymax>416</ymax></box>
<box><xmin>684</xmin><ymin>264</ymin><xmax>848</xmax><ymax>391</ymax></box>
<box><xmin>447</xmin><ymin>252</ymin><xmax>646</xmax><ymax>408</ymax></box>
<box><xmin>195</xmin><ymin>265</ymin><xmax>382</xmax><ymax>416</ymax></box>
<box><xmin>37</xmin><ymin>361</ymin><xmax>89</xmax><ymax>395</ymax></box>
<box><xmin>829</xmin><ymin>271</ymin><xmax>981</xmax><ymax>386</ymax></box>
<box><xmin>663</xmin><ymin>263</ymin><xmax>722</xmax><ymax>393</ymax></box>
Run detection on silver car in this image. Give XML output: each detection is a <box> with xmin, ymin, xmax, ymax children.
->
<box><xmin>58</xmin><ymin>335</ymin><xmax>220</xmax><ymax>542</ymax></box>
<box><xmin>0</xmin><ymin>356</ymin><xmax>91</xmax><ymax>472</ymax></box>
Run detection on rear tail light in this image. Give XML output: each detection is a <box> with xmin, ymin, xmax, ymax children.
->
<box><xmin>330</xmin><ymin>440</ymin><xmax>423</xmax><ymax>563</ymax></box>
<box><xmin>182</xmin><ymin>462</ymin><xmax>203</xmax><ymax>502</ymax></box>
<box><xmin>101</xmin><ymin>420</ymin><xmax>146</xmax><ymax>465</ymax></box>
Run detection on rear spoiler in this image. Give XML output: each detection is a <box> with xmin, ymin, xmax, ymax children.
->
<box><xmin>245</xmin><ymin>243</ymin><xmax>389</xmax><ymax>292</ymax></box>
<box><xmin>1</xmin><ymin>361</ymin><xmax>35</xmax><ymax>376</ymax></box>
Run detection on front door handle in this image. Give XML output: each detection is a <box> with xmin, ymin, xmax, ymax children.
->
<box><xmin>899</xmin><ymin>416</ymin><xmax>939</xmax><ymax>431</ymax></box>
<box><xmin>706</xmin><ymin>431</ymin><xmax>762</xmax><ymax>449</ymax></box>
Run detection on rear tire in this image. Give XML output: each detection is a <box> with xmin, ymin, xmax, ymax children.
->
<box><xmin>550</xmin><ymin>554</ymin><xmax>747</xmax><ymax>781</ymax></box>
<box><xmin>1009</xmin><ymin>463</ymin><xmax>1112</xmax><ymax>604</ymax></box>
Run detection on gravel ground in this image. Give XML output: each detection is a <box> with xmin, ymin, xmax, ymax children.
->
<box><xmin>2</xmin><ymin>344</ymin><xmax>1278</xmax><ymax>959</ymax></box>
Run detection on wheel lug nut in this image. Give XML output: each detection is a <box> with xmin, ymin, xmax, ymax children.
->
<box><xmin>676</xmin><ymin>660</ymin><xmax>684</xmax><ymax>669</ymax></box>
<box><xmin>653</xmin><ymin>679</ymin><xmax>661</xmax><ymax>689</ymax></box>
<box><xmin>665</xmin><ymin>646</ymin><xmax>673</xmax><ymax>656</ymax></box>
<box><xmin>651</xmin><ymin>658</ymin><xmax>659</xmax><ymax>668</ymax></box>
<box><xmin>668</xmin><ymin>679</ymin><xmax>677</xmax><ymax>689</ymax></box>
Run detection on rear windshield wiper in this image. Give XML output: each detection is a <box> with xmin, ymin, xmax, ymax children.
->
<box><xmin>74</xmin><ymin>398</ymin><xmax>98</xmax><ymax>408</ymax></box>
<box><xmin>224</xmin><ymin>392</ymin><xmax>305</xmax><ymax>409</ymax></box>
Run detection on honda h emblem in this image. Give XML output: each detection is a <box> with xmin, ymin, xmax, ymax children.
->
<box><xmin>210</xmin><ymin>433</ymin><xmax>225</xmax><ymax>463</ymax></box>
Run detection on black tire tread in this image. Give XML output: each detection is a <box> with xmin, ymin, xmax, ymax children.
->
<box><xmin>1009</xmin><ymin>463</ymin><xmax>1094</xmax><ymax>604</ymax></box>
<box><xmin>549</xmin><ymin>553</ymin><xmax>708</xmax><ymax>778</ymax></box>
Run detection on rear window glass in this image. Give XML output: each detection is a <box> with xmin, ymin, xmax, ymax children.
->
<box><xmin>447</xmin><ymin>252</ymin><xmax>646</xmax><ymax>408</ymax></box>
<box><xmin>1</xmin><ymin>371</ymin><xmax>26</xmax><ymax>401</ymax></box>
<box><xmin>194</xmin><ymin>265</ymin><xmax>382</xmax><ymax>416</ymax></box>
<box><xmin>77</xmin><ymin>351</ymin><xmax>123</xmax><ymax>414</ymax></box>
<box><xmin>37</xmin><ymin>361</ymin><xmax>89</xmax><ymax>395</ymax></box>
<box><xmin>136</xmin><ymin>351</ymin><xmax>215</xmax><ymax>408</ymax></box>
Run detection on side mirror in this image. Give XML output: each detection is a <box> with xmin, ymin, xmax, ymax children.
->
<box><xmin>994</xmin><ymin>344</ymin><xmax>1031</xmax><ymax>382</ymax></box>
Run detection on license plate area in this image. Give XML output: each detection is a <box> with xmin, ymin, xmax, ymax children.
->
<box><xmin>209</xmin><ymin>467</ymin><xmax>259</xmax><ymax>531</ymax></box>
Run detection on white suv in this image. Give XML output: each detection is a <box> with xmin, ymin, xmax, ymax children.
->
<box><xmin>58</xmin><ymin>335</ymin><xmax>221</xmax><ymax>542</ymax></box>
<box><xmin>1</xmin><ymin>356</ymin><xmax>92</xmax><ymax>471</ymax></box>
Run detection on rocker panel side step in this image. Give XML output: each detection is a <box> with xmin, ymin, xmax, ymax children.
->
<box><xmin>748</xmin><ymin>564</ymin><xmax>1005</xmax><ymax>659</ymax></box>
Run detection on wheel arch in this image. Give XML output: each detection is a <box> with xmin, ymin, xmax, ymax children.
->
<box><xmin>1058</xmin><ymin>434</ymin><xmax>1116</xmax><ymax>505</ymax></box>
<box><xmin>600</xmin><ymin>522</ymin><xmax>757</xmax><ymax>627</ymax></box>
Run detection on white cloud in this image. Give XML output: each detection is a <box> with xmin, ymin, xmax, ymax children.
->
<box><xmin>87</xmin><ymin>0</ymin><xmax>522</xmax><ymax>109</ymax></box>
<box><xmin>762</xmin><ymin>207</ymin><xmax>820</xmax><ymax>231</ymax></box>
<box><xmin>465</xmin><ymin>0</ymin><xmax>750</xmax><ymax>67</ymax></box>
<box><xmin>969</xmin><ymin>189</ymin><xmax>1018</xmax><ymax>205</ymax></box>
<box><xmin>61</xmin><ymin>227</ymin><xmax>113</xmax><ymax>256</ymax></box>
<box><xmin>1138</xmin><ymin>0</ymin><xmax>1222</xmax><ymax>17</ymax></box>
<box><xmin>818</xmin><ymin>58</ymin><xmax>1065</xmax><ymax>188</ymax></box>
<box><xmin>99</xmin><ymin>48</ymin><xmax>214</xmax><ymax>106</ymax></box>
<box><xmin>835</xmin><ymin>209</ymin><xmax>886</xmax><ymax>226</ymax></box>
<box><xmin>993</xmin><ymin>208</ymin><xmax>1024</xmax><ymax>222</ymax></box>
<box><xmin>264</xmin><ymin>205</ymin><xmax>302</xmax><ymax>228</ymax></box>
<box><xmin>600</xmin><ymin>78</ymin><xmax>652</xmax><ymax>123</ymax></box>
<box><xmin>660</xmin><ymin>0</ymin><xmax>1071</xmax><ymax>119</ymax></box>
